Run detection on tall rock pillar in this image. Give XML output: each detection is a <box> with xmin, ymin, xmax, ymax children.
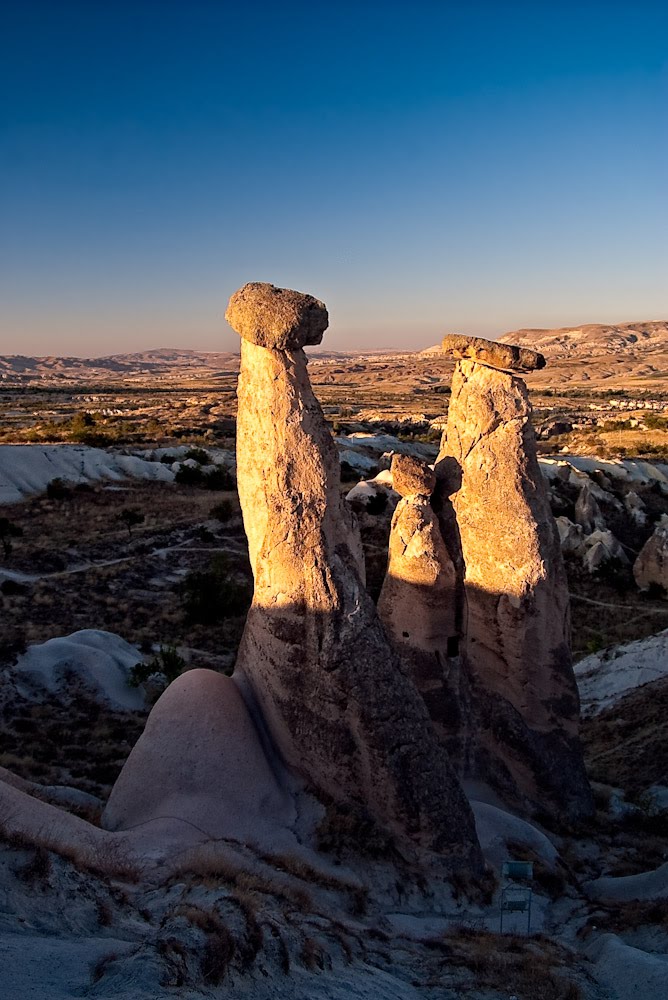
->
<box><xmin>378</xmin><ymin>454</ymin><xmax>469</xmax><ymax>754</ymax></box>
<box><xmin>226</xmin><ymin>283</ymin><xmax>482</xmax><ymax>866</ymax></box>
<box><xmin>436</xmin><ymin>335</ymin><xmax>593</xmax><ymax>821</ymax></box>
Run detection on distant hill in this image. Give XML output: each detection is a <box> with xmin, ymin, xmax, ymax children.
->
<box><xmin>499</xmin><ymin>321</ymin><xmax>668</xmax><ymax>357</ymax></box>
<box><xmin>0</xmin><ymin>349</ymin><xmax>241</xmax><ymax>385</ymax></box>
<box><xmin>0</xmin><ymin>346</ymin><xmax>408</xmax><ymax>385</ymax></box>
<box><xmin>2</xmin><ymin>322</ymin><xmax>668</xmax><ymax>390</ymax></box>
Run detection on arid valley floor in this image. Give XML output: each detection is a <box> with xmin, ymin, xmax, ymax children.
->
<box><xmin>1</xmin><ymin>320</ymin><xmax>667</xmax><ymax>1000</ymax></box>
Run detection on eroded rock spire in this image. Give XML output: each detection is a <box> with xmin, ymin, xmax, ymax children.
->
<box><xmin>377</xmin><ymin>454</ymin><xmax>465</xmax><ymax>746</ymax></box>
<box><xmin>227</xmin><ymin>282</ymin><xmax>482</xmax><ymax>864</ymax></box>
<box><xmin>436</xmin><ymin>335</ymin><xmax>593</xmax><ymax>821</ymax></box>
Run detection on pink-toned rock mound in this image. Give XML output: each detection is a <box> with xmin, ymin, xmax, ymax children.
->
<box><xmin>103</xmin><ymin>669</ymin><xmax>296</xmax><ymax>846</ymax></box>
<box><xmin>228</xmin><ymin>283</ymin><xmax>482</xmax><ymax>867</ymax></box>
<box><xmin>436</xmin><ymin>358</ymin><xmax>592</xmax><ymax>821</ymax></box>
<box><xmin>0</xmin><ymin>777</ymin><xmax>141</xmax><ymax>877</ymax></box>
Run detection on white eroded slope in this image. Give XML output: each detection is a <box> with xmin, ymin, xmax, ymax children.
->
<box><xmin>0</xmin><ymin>444</ymin><xmax>174</xmax><ymax>504</ymax></box>
<box><xmin>574</xmin><ymin>629</ymin><xmax>668</xmax><ymax>716</ymax></box>
<box><xmin>12</xmin><ymin>629</ymin><xmax>146</xmax><ymax>711</ymax></box>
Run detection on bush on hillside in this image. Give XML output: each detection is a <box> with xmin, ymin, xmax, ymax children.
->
<box><xmin>178</xmin><ymin>555</ymin><xmax>251</xmax><ymax>625</ymax></box>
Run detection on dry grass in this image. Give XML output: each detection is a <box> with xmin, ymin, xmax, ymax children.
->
<box><xmin>449</xmin><ymin>866</ymin><xmax>499</xmax><ymax>905</ymax></box>
<box><xmin>170</xmin><ymin>848</ymin><xmax>315</xmax><ymax>914</ymax></box>
<box><xmin>504</xmin><ymin>840</ymin><xmax>571</xmax><ymax>900</ymax></box>
<box><xmin>170</xmin><ymin>905</ymin><xmax>238</xmax><ymax>984</ymax></box>
<box><xmin>580</xmin><ymin>899</ymin><xmax>668</xmax><ymax>937</ymax></box>
<box><xmin>257</xmin><ymin>849</ymin><xmax>369</xmax><ymax>914</ymax></box>
<box><xmin>314</xmin><ymin>797</ymin><xmax>398</xmax><ymax>861</ymax></box>
<box><xmin>439</xmin><ymin>928</ymin><xmax>585</xmax><ymax>1000</ymax></box>
<box><xmin>0</xmin><ymin>811</ymin><xmax>142</xmax><ymax>883</ymax></box>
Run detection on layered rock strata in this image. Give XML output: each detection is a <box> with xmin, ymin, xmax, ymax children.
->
<box><xmin>435</xmin><ymin>339</ymin><xmax>593</xmax><ymax>820</ymax></box>
<box><xmin>227</xmin><ymin>283</ymin><xmax>482</xmax><ymax>864</ymax></box>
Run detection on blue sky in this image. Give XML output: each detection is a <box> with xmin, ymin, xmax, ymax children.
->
<box><xmin>1</xmin><ymin>1</ymin><xmax>666</xmax><ymax>356</ymax></box>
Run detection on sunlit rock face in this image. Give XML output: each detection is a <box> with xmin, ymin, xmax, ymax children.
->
<box><xmin>228</xmin><ymin>284</ymin><xmax>482</xmax><ymax>866</ymax></box>
<box><xmin>441</xmin><ymin>334</ymin><xmax>545</xmax><ymax>372</ymax></box>
<box><xmin>436</xmin><ymin>356</ymin><xmax>593</xmax><ymax>821</ymax></box>
<box><xmin>378</xmin><ymin>455</ymin><xmax>464</xmax><ymax>745</ymax></box>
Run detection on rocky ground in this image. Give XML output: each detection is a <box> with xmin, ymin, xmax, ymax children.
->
<box><xmin>1</xmin><ymin>658</ymin><xmax>665</xmax><ymax>1000</ymax></box>
<box><xmin>1</xmin><ymin>432</ymin><xmax>667</xmax><ymax>999</ymax></box>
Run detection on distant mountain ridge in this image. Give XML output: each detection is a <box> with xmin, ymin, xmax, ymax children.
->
<box><xmin>2</xmin><ymin>322</ymin><xmax>668</xmax><ymax>386</ymax></box>
<box><xmin>498</xmin><ymin>321</ymin><xmax>668</xmax><ymax>357</ymax></box>
<box><xmin>0</xmin><ymin>346</ymin><xmax>373</xmax><ymax>385</ymax></box>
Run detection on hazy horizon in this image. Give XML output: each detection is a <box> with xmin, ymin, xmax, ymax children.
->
<box><xmin>1</xmin><ymin>2</ymin><xmax>666</xmax><ymax>356</ymax></box>
<box><xmin>4</xmin><ymin>313</ymin><xmax>668</xmax><ymax>361</ymax></box>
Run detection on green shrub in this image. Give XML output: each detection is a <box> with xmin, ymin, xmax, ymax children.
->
<box><xmin>643</xmin><ymin>414</ymin><xmax>668</xmax><ymax>430</ymax></box>
<box><xmin>46</xmin><ymin>478</ymin><xmax>71</xmax><ymax>500</ymax></box>
<box><xmin>203</xmin><ymin>465</ymin><xmax>235</xmax><ymax>490</ymax></box>
<box><xmin>178</xmin><ymin>555</ymin><xmax>251</xmax><ymax>625</ymax></box>
<box><xmin>210</xmin><ymin>500</ymin><xmax>235</xmax><ymax>522</ymax></box>
<box><xmin>119</xmin><ymin>508</ymin><xmax>145</xmax><ymax>537</ymax></box>
<box><xmin>184</xmin><ymin>447</ymin><xmax>210</xmax><ymax>465</ymax></box>
<box><xmin>0</xmin><ymin>518</ymin><xmax>23</xmax><ymax>557</ymax></box>
<box><xmin>174</xmin><ymin>463</ymin><xmax>204</xmax><ymax>485</ymax></box>
<box><xmin>129</xmin><ymin>645</ymin><xmax>187</xmax><ymax>687</ymax></box>
<box><xmin>175</xmin><ymin>463</ymin><xmax>235</xmax><ymax>490</ymax></box>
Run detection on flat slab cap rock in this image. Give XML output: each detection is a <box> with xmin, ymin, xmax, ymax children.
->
<box><xmin>226</xmin><ymin>282</ymin><xmax>328</xmax><ymax>350</ymax></box>
<box><xmin>391</xmin><ymin>453</ymin><xmax>436</xmax><ymax>497</ymax></box>
<box><xmin>441</xmin><ymin>334</ymin><xmax>546</xmax><ymax>372</ymax></box>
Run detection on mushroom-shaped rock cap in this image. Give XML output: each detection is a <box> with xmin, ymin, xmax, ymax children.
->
<box><xmin>441</xmin><ymin>334</ymin><xmax>545</xmax><ymax>372</ymax></box>
<box><xmin>391</xmin><ymin>454</ymin><xmax>436</xmax><ymax>498</ymax></box>
<box><xmin>226</xmin><ymin>282</ymin><xmax>328</xmax><ymax>350</ymax></box>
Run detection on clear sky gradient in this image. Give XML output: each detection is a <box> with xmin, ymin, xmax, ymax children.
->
<box><xmin>1</xmin><ymin>1</ymin><xmax>666</xmax><ymax>356</ymax></box>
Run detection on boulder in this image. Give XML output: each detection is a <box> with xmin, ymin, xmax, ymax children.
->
<box><xmin>556</xmin><ymin>516</ymin><xmax>585</xmax><ymax>555</ymax></box>
<box><xmin>634</xmin><ymin>515</ymin><xmax>668</xmax><ymax>593</ymax></box>
<box><xmin>390</xmin><ymin>454</ymin><xmax>436</xmax><ymax>497</ymax></box>
<box><xmin>574</xmin><ymin>482</ymin><xmax>607</xmax><ymax>534</ymax></box>
<box><xmin>624</xmin><ymin>490</ymin><xmax>647</xmax><ymax>527</ymax></box>
<box><xmin>228</xmin><ymin>283</ymin><xmax>482</xmax><ymax>865</ymax></box>
<box><xmin>441</xmin><ymin>334</ymin><xmax>545</xmax><ymax>372</ymax></box>
<box><xmin>345</xmin><ymin>471</ymin><xmax>398</xmax><ymax>513</ymax></box>
<box><xmin>536</xmin><ymin>418</ymin><xmax>573</xmax><ymax>440</ymax></box>
<box><xmin>435</xmin><ymin>358</ymin><xmax>593</xmax><ymax>821</ymax></box>
<box><xmin>225</xmin><ymin>281</ymin><xmax>328</xmax><ymax>350</ymax></box>
<box><xmin>583</xmin><ymin>529</ymin><xmax>628</xmax><ymax>574</ymax></box>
